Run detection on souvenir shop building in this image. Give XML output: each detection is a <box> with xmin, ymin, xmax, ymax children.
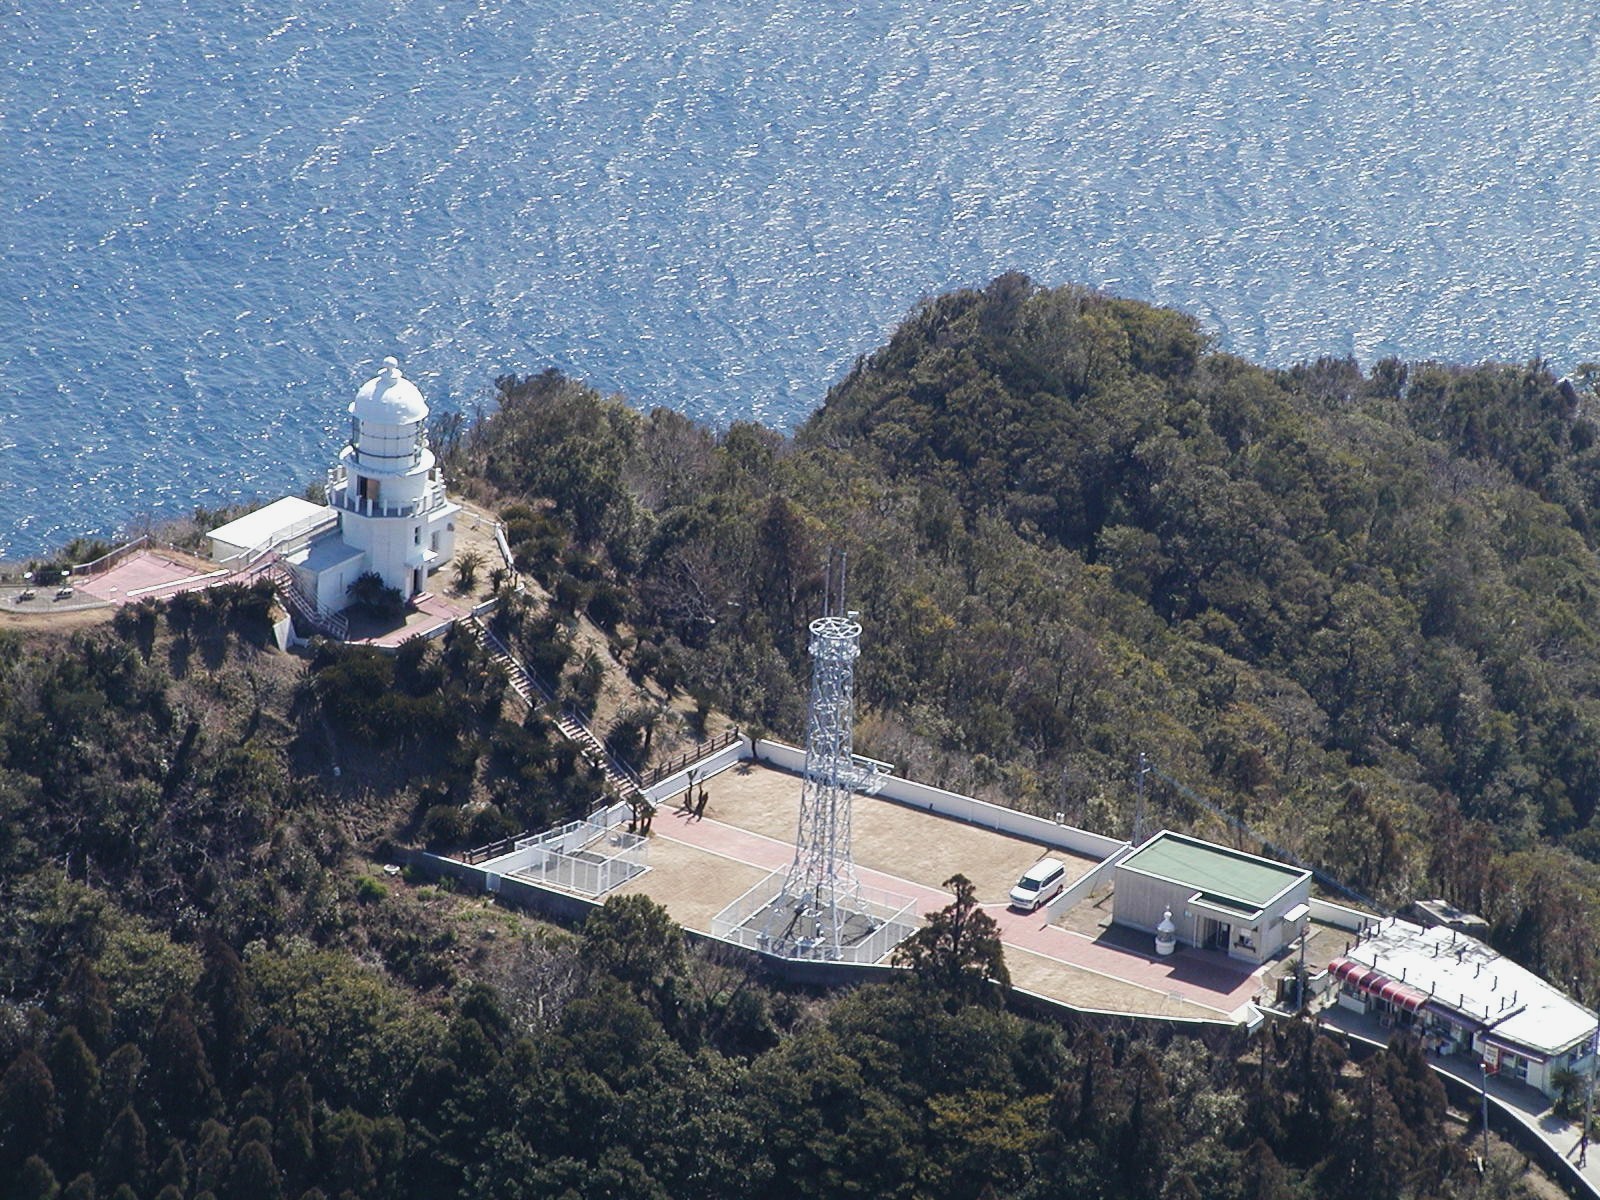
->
<box><xmin>1327</xmin><ymin>916</ymin><xmax>1596</xmax><ymax>1099</ymax></box>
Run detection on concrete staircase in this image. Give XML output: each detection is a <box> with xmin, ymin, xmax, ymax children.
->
<box><xmin>466</xmin><ymin>615</ymin><xmax>645</xmax><ymax>801</ymax></box>
<box><xmin>238</xmin><ymin>554</ymin><xmax>349</xmax><ymax>641</ymax></box>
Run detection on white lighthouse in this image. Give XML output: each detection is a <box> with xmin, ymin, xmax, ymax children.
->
<box><xmin>204</xmin><ymin>354</ymin><xmax>463</xmax><ymax>630</ymax></box>
<box><xmin>325</xmin><ymin>356</ymin><xmax>459</xmax><ymax>601</ymax></box>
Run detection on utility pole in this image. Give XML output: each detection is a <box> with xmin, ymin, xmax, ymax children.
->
<box><xmin>1296</xmin><ymin>915</ymin><xmax>1309</xmax><ymax>1012</ymax></box>
<box><xmin>1581</xmin><ymin>1024</ymin><xmax>1597</xmax><ymax>1167</ymax></box>
<box><xmin>1133</xmin><ymin>751</ymin><xmax>1150</xmax><ymax>846</ymax></box>
<box><xmin>1481</xmin><ymin>1060</ymin><xmax>1490</xmax><ymax>1162</ymax></box>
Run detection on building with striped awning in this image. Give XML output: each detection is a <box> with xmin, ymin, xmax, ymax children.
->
<box><xmin>1329</xmin><ymin>916</ymin><xmax>1597</xmax><ymax>1099</ymax></box>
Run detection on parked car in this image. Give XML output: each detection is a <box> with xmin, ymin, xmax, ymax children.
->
<box><xmin>1009</xmin><ymin>858</ymin><xmax>1067</xmax><ymax>911</ymax></box>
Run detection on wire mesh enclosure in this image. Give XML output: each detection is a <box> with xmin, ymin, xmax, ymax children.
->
<box><xmin>484</xmin><ymin>802</ymin><xmax>647</xmax><ymax>899</ymax></box>
<box><xmin>715</xmin><ymin>870</ymin><xmax>920</xmax><ymax>965</ymax></box>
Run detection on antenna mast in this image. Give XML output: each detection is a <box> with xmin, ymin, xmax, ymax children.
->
<box><xmin>1134</xmin><ymin>751</ymin><xmax>1150</xmax><ymax>845</ymax></box>
<box><xmin>764</xmin><ymin>549</ymin><xmax>871</xmax><ymax>958</ymax></box>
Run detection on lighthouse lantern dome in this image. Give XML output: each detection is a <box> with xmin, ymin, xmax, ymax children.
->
<box><xmin>351</xmin><ymin>356</ymin><xmax>428</xmax><ymax>426</ymax></box>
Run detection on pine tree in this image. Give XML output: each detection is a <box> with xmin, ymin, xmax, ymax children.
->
<box><xmin>48</xmin><ymin>1027</ymin><xmax>100</xmax><ymax>1157</ymax></box>
<box><xmin>196</xmin><ymin>932</ymin><xmax>253</xmax><ymax>1093</ymax></box>
<box><xmin>155</xmin><ymin>1142</ymin><xmax>188</xmax><ymax>1196</ymax></box>
<box><xmin>148</xmin><ymin>997</ymin><xmax>219</xmax><ymax>1135</ymax></box>
<box><xmin>192</xmin><ymin>1120</ymin><xmax>232</xmax><ymax>1196</ymax></box>
<box><xmin>890</xmin><ymin>874</ymin><xmax>1010</xmax><ymax>1005</ymax></box>
<box><xmin>1240</xmin><ymin>1139</ymin><xmax>1294</xmax><ymax>1200</ymax></box>
<box><xmin>15</xmin><ymin>1156</ymin><xmax>61</xmax><ymax>1200</ymax></box>
<box><xmin>95</xmin><ymin>1046</ymin><xmax>144</xmax><ymax>1132</ymax></box>
<box><xmin>273</xmin><ymin>1075</ymin><xmax>315</xmax><ymax>1192</ymax></box>
<box><xmin>227</xmin><ymin>1141</ymin><xmax>284</xmax><ymax>1200</ymax></box>
<box><xmin>95</xmin><ymin>1104</ymin><xmax>148</xmax><ymax>1195</ymax></box>
<box><xmin>57</xmin><ymin>960</ymin><xmax>113</xmax><ymax>1058</ymax></box>
<box><xmin>0</xmin><ymin>1049</ymin><xmax>61</xmax><ymax>1174</ymax></box>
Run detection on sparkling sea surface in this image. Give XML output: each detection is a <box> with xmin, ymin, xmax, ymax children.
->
<box><xmin>3</xmin><ymin>0</ymin><xmax>1598</xmax><ymax>558</ymax></box>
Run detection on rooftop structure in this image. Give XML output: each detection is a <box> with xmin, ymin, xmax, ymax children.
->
<box><xmin>1114</xmin><ymin>830</ymin><xmax>1312</xmax><ymax>964</ymax></box>
<box><xmin>1328</xmin><ymin>917</ymin><xmax>1597</xmax><ymax>1097</ymax></box>
<box><xmin>1408</xmin><ymin>897</ymin><xmax>1491</xmax><ymax>938</ymax></box>
<box><xmin>207</xmin><ymin>496</ymin><xmax>335</xmax><ymax>564</ymax></box>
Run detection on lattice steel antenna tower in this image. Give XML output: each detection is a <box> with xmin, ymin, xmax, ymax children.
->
<box><xmin>763</xmin><ymin>553</ymin><xmax>880</xmax><ymax>958</ymax></box>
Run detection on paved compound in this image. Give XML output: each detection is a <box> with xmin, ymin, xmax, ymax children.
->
<box><xmin>60</xmin><ymin>548</ymin><xmax>471</xmax><ymax>646</ymax></box>
<box><xmin>0</xmin><ymin>549</ymin><xmax>219</xmax><ymax>618</ymax></box>
<box><xmin>77</xmin><ymin>549</ymin><xmax>226</xmax><ymax>603</ymax></box>
<box><xmin>645</xmin><ymin>764</ymin><xmax>1267</xmax><ymax>1021</ymax></box>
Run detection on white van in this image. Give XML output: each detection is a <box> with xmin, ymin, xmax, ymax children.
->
<box><xmin>1009</xmin><ymin>858</ymin><xmax>1067</xmax><ymax>911</ymax></box>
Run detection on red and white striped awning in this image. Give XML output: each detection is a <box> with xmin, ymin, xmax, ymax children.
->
<box><xmin>1326</xmin><ymin>956</ymin><xmax>1430</xmax><ymax>1013</ymax></box>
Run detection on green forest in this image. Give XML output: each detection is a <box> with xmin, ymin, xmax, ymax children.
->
<box><xmin>4</xmin><ymin>276</ymin><xmax>1599</xmax><ymax>1197</ymax></box>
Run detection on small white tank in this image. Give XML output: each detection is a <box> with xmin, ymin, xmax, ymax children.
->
<box><xmin>1156</xmin><ymin>907</ymin><xmax>1177</xmax><ymax>957</ymax></box>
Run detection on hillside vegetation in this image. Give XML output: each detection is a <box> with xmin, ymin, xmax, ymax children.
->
<box><xmin>458</xmin><ymin>274</ymin><xmax>1600</xmax><ymax>999</ymax></box>
<box><xmin>0</xmin><ymin>592</ymin><xmax>1525</xmax><ymax>1200</ymax></box>
<box><xmin>0</xmin><ymin>277</ymin><xmax>1592</xmax><ymax>1199</ymax></box>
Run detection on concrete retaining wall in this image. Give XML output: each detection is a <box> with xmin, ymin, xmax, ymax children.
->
<box><xmin>402</xmin><ymin>847</ymin><xmax>1252</xmax><ymax>1033</ymax></box>
<box><xmin>1330</xmin><ymin>1022</ymin><xmax>1598</xmax><ymax>1200</ymax></box>
<box><xmin>1046</xmin><ymin>842</ymin><xmax>1137</xmax><ymax>920</ymax></box>
<box><xmin>1311</xmin><ymin>898</ymin><xmax>1372</xmax><ymax>931</ymax></box>
<box><xmin>645</xmin><ymin>735</ymin><xmax>753</xmax><ymax>804</ymax></box>
<box><xmin>400</xmin><ymin>848</ymin><xmax>603</xmax><ymax>925</ymax></box>
<box><xmin>750</xmin><ymin>739</ymin><xmax>1126</xmax><ymax>860</ymax></box>
<box><xmin>1010</xmin><ymin>985</ymin><xmax>1242</xmax><ymax>1035</ymax></box>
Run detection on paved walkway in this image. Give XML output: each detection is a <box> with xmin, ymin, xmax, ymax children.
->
<box><xmin>77</xmin><ymin>550</ymin><xmax>228</xmax><ymax>604</ymax></box>
<box><xmin>26</xmin><ymin>548</ymin><xmax>475</xmax><ymax>646</ymax></box>
<box><xmin>657</xmin><ymin>808</ymin><xmax>1266</xmax><ymax>1018</ymax></box>
<box><xmin>1320</xmin><ymin>1005</ymin><xmax>1600</xmax><ymax>1197</ymax></box>
<box><xmin>346</xmin><ymin>591</ymin><xmax>472</xmax><ymax>647</ymax></box>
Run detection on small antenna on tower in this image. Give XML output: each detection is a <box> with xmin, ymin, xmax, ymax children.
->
<box><xmin>822</xmin><ymin>547</ymin><xmax>849</xmax><ymax>618</ymax></box>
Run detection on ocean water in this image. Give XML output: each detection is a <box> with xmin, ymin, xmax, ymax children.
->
<box><xmin>3</xmin><ymin>0</ymin><xmax>1598</xmax><ymax>558</ymax></box>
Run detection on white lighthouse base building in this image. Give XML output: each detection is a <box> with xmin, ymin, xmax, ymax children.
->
<box><xmin>207</xmin><ymin>355</ymin><xmax>460</xmax><ymax>629</ymax></box>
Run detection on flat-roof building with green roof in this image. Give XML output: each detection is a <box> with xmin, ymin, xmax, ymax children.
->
<box><xmin>1114</xmin><ymin>831</ymin><xmax>1312</xmax><ymax>965</ymax></box>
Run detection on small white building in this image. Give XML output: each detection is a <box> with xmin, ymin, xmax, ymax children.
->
<box><xmin>208</xmin><ymin>496</ymin><xmax>334</xmax><ymax>564</ymax></box>
<box><xmin>1113</xmin><ymin>830</ymin><xmax>1312</xmax><ymax>965</ymax></box>
<box><xmin>1327</xmin><ymin>917</ymin><xmax>1597</xmax><ymax>1099</ymax></box>
<box><xmin>207</xmin><ymin>355</ymin><xmax>460</xmax><ymax>624</ymax></box>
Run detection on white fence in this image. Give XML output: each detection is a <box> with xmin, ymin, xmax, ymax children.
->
<box><xmin>750</xmin><ymin>739</ymin><xmax>1126</xmax><ymax>859</ymax></box>
<box><xmin>481</xmin><ymin>802</ymin><xmax>644</xmax><ymax>898</ymax></box>
<box><xmin>644</xmin><ymin>735</ymin><xmax>752</xmax><ymax>804</ymax></box>
<box><xmin>71</xmin><ymin>535</ymin><xmax>149</xmax><ymax>576</ymax></box>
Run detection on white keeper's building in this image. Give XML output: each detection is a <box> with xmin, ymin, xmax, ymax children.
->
<box><xmin>1112</xmin><ymin>830</ymin><xmax>1313</xmax><ymax>966</ymax></box>
<box><xmin>207</xmin><ymin>356</ymin><xmax>460</xmax><ymax>621</ymax></box>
